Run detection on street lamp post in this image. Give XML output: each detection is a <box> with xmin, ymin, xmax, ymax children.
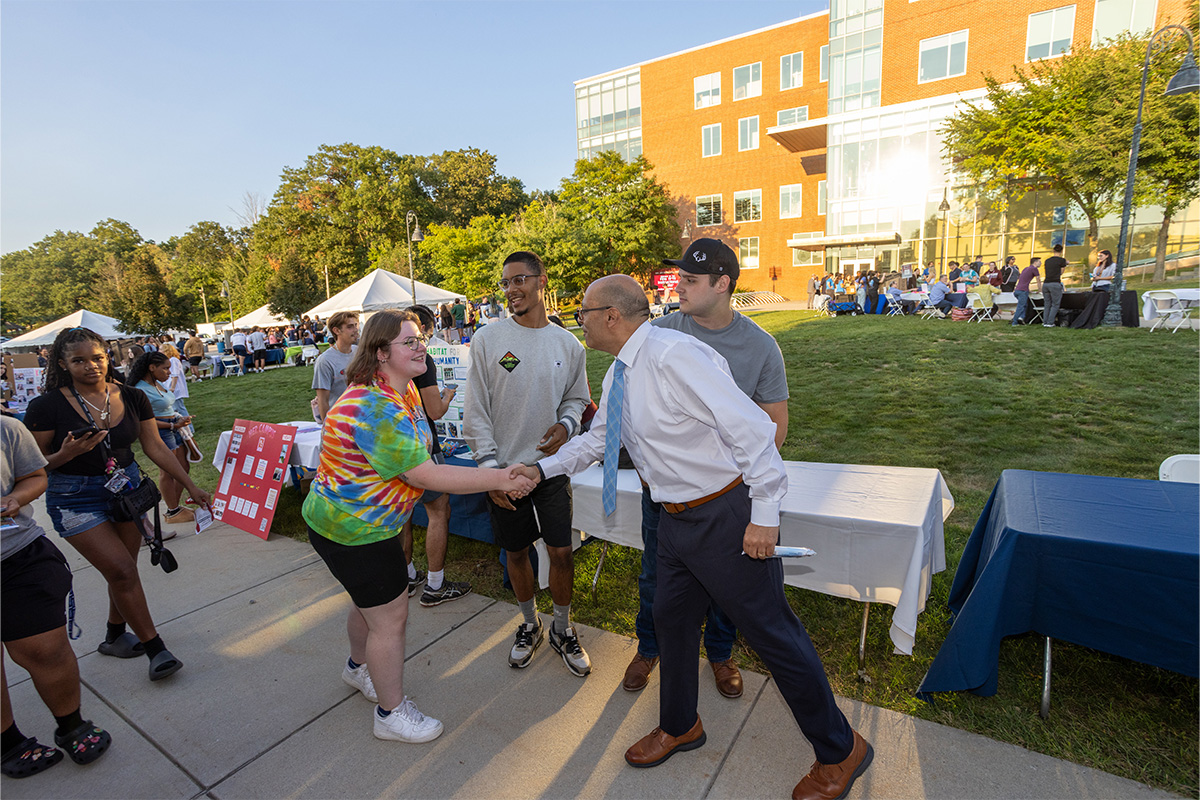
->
<box><xmin>938</xmin><ymin>188</ymin><xmax>951</xmax><ymax>278</ymax></box>
<box><xmin>1104</xmin><ymin>24</ymin><xmax>1199</xmax><ymax>327</ymax></box>
<box><xmin>406</xmin><ymin>211</ymin><xmax>424</xmax><ymax>302</ymax></box>
<box><xmin>220</xmin><ymin>281</ymin><xmax>234</xmax><ymax>328</ymax></box>
<box><xmin>199</xmin><ymin>285</ymin><xmax>210</xmax><ymax>324</ymax></box>
<box><xmin>323</xmin><ymin>262</ymin><xmax>330</xmax><ymax>299</ymax></box>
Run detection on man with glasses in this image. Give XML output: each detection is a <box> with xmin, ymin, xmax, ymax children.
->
<box><xmin>621</xmin><ymin>238</ymin><xmax>788</xmax><ymax>699</ymax></box>
<box><xmin>463</xmin><ymin>251</ymin><xmax>593</xmax><ymax>676</ymax></box>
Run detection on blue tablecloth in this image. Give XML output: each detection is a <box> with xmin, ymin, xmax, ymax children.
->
<box><xmin>409</xmin><ymin>454</ymin><xmax>495</xmax><ymax>543</ymax></box>
<box><xmin>919</xmin><ymin>469</ymin><xmax>1199</xmax><ymax>698</ymax></box>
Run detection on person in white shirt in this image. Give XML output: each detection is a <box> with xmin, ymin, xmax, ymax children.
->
<box><xmin>520</xmin><ymin>274</ymin><xmax>872</xmax><ymax>800</ymax></box>
<box><xmin>1091</xmin><ymin>249</ymin><xmax>1116</xmax><ymax>292</ymax></box>
<box><xmin>229</xmin><ymin>329</ymin><xmax>249</xmax><ymax>374</ymax></box>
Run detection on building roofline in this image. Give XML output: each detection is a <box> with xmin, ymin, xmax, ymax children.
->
<box><xmin>573</xmin><ymin>8</ymin><xmax>830</xmax><ymax>87</ymax></box>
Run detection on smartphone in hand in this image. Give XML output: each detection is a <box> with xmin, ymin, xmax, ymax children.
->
<box><xmin>70</xmin><ymin>425</ymin><xmax>99</xmax><ymax>439</ymax></box>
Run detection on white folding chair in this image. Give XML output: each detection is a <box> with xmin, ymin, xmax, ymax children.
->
<box><xmin>919</xmin><ymin>295</ymin><xmax>944</xmax><ymax>320</ymax></box>
<box><xmin>966</xmin><ymin>293</ymin><xmax>994</xmax><ymax>322</ymax></box>
<box><xmin>1159</xmin><ymin>454</ymin><xmax>1200</xmax><ymax>483</ymax></box>
<box><xmin>301</xmin><ymin>345</ymin><xmax>320</xmax><ymax>365</ymax></box>
<box><xmin>219</xmin><ymin>355</ymin><xmax>242</xmax><ymax>377</ymax></box>
<box><xmin>1143</xmin><ymin>290</ymin><xmax>1195</xmax><ymax>332</ymax></box>
<box><xmin>885</xmin><ymin>294</ymin><xmax>905</xmax><ymax>316</ymax></box>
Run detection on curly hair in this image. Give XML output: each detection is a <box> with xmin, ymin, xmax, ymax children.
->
<box><xmin>44</xmin><ymin>327</ymin><xmax>119</xmax><ymax>392</ymax></box>
<box><xmin>125</xmin><ymin>351</ymin><xmax>171</xmax><ymax>388</ymax></box>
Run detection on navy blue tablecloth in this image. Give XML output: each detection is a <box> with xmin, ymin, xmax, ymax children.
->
<box><xmin>919</xmin><ymin>469</ymin><xmax>1199</xmax><ymax>698</ymax></box>
<box><xmin>409</xmin><ymin>454</ymin><xmax>495</xmax><ymax>543</ymax></box>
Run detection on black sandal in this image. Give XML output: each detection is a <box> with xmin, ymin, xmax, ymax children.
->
<box><xmin>148</xmin><ymin>649</ymin><xmax>183</xmax><ymax>681</ymax></box>
<box><xmin>53</xmin><ymin>722</ymin><xmax>111</xmax><ymax>766</ymax></box>
<box><xmin>97</xmin><ymin>631</ymin><xmax>144</xmax><ymax>658</ymax></box>
<box><xmin>0</xmin><ymin>736</ymin><xmax>64</xmax><ymax>778</ymax></box>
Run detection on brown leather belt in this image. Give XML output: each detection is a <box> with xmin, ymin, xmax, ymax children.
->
<box><xmin>661</xmin><ymin>477</ymin><xmax>744</xmax><ymax>515</ymax></box>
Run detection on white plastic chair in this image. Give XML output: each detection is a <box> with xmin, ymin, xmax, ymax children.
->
<box><xmin>1143</xmin><ymin>290</ymin><xmax>1195</xmax><ymax>332</ymax></box>
<box><xmin>301</xmin><ymin>346</ymin><xmax>320</xmax><ymax>365</ymax></box>
<box><xmin>219</xmin><ymin>355</ymin><xmax>242</xmax><ymax>377</ymax></box>
<box><xmin>966</xmin><ymin>293</ymin><xmax>994</xmax><ymax>322</ymax></box>
<box><xmin>1159</xmin><ymin>454</ymin><xmax>1200</xmax><ymax>483</ymax></box>
<box><xmin>885</xmin><ymin>294</ymin><xmax>905</xmax><ymax>316</ymax></box>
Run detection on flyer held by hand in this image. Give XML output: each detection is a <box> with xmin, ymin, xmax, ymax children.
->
<box><xmin>742</xmin><ymin>546</ymin><xmax>816</xmax><ymax>558</ymax></box>
<box><xmin>194</xmin><ymin>505</ymin><xmax>214</xmax><ymax>534</ymax></box>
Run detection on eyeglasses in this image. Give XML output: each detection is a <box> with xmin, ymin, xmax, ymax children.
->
<box><xmin>388</xmin><ymin>334</ymin><xmax>428</xmax><ymax>351</ymax></box>
<box><xmin>577</xmin><ymin>305</ymin><xmax>613</xmax><ymax>320</ymax></box>
<box><xmin>498</xmin><ymin>274</ymin><xmax>539</xmax><ymax>290</ymax></box>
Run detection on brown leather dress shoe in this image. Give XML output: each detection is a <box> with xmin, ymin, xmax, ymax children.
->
<box><xmin>710</xmin><ymin>659</ymin><xmax>743</xmax><ymax>698</ymax></box>
<box><xmin>624</xmin><ymin>717</ymin><xmax>706</xmax><ymax>768</ymax></box>
<box><xmin>792</xmin><ymin>730</ymin><xmax>873</xmax><ymax>800</ymax></box>
<box><xmin>622</xmin><ymin>652</ymin><xmax>658</xmax><ymax>692</ymax></box>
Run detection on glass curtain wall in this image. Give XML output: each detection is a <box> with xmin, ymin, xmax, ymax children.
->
<box><xmin>828</xmin><ymin>0</ymin><xmax>883</xmax><ymax>115</ymax></box>
<box><xmin>576</xmin><ymin>69</ymin><xmax>643</xmax><ymax>161</ymax></box>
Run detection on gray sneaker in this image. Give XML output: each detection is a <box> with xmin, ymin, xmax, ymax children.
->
<box><xmin>419</xmin><ymin>580</ymin><xmax>472</xmax><ymax>607</ymax></box>
<box><xmin>549</xmin><ymin>624</ymin><xmax>591</xmax><ymax>677</ymax></box>
<box><xmin>407</xmin><ymin>569</ymin><xmax>426</xmax><ymax>598</ymax></box>
<box><xmin>508</xmin><ymin>619</ymin><xmax>544</xmax><ymax>668</ymax></box>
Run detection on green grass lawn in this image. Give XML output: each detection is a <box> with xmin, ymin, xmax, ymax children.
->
<box><xmin>142</xmin><ymin>315</ymin><xmax>1200</xmax><ymax>795</ymax></box>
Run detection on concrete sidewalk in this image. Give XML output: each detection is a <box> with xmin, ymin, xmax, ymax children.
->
<box><xmin>2</xmin><ymin>512</ymin><xmax>1179</xmax><ymax>800</ymax></box>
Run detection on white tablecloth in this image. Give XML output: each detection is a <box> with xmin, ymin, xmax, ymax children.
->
<box><xmin>571</xmin><ymin>461</ymin><xmax>953</xmax><ymax>655</ymax></box>
<box><xmin>213</xmin><ymin>421</ymin><xmax>324</xmax><ymax>472</ymax></box>
<box><xmin>1142</xmin><ymin>288</ymin><xmax>1200</xmax><ymax>320</ymax></box>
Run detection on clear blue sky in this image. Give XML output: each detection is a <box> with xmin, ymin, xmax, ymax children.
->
<box><xmin>1</xmin><ymin>0</ymin><xmax>828</xmax><ymax>254</ymax></box>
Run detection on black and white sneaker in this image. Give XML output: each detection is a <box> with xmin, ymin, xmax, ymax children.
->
<box><xmin>508</xmin><ymin>619</ymin><xmax>544</xmax><ymax>668</ymax></box>
<box><xmin>407</xmin><ymin>569</ymin><xmax>426</xmax><ymax>598</ymax></box>
<box><xmin>549</xmin><ymin>624</ymin><xmax>591</xmax><ymax>677</ymax></box>
<box><xmin>419</xmin><ymin>580</ymin><xmax>472</xmax><ymax>607</ymax></box>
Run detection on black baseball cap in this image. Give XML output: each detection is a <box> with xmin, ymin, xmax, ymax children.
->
<box><xmin>663</xmin><ymin>238</ymin><xmax>740</xmax><ymax>281</ymax></box>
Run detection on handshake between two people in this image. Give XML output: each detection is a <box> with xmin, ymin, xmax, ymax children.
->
<box><xmin>490</xmin><ymin>463</ymin><xmax>544</xmax><ymax>511</ymax></box>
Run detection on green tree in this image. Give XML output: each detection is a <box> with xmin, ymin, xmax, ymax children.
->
<box><xmin>942</xmin><ymin>32</ymin><xmax>1198</xmax><ymax>266</ymax></box>
<box><xmin>418</xmin><ymin>148</ymin><xmax>527</xmax><ymax>228</ymax></box>
<box><xmin>0</xmin><ymin>231</ymin><xmax>103</xmax><ymax>327</ymax></box>
<box><xmin>422</xmin><ymin>215</ymin><xmax>509</xmax><ymax>298</ymax></box>
<box><xmin>557</xmin><ymin>152</ymin><xmax>680</xmax><ymax>288</ymax></box>
<box><xmin>110</xmin><ymin>244</ymin><xmax>193</xmax><ymax>333</ymax></box>
<box><xmin>501</xmin><ymin>199</ymin><xmax>593</xmax><ymax>297</ymax></box>
<box><xmin>164</xmin><ymin>221</ymin><xmax>249</xmax><ymax>323</ymax></box>
<box><xmin>268</xmin><ymin>249</ymin><xmax>323</xmax><ymax>321</ymax></box>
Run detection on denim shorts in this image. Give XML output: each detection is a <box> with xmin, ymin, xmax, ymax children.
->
<box><xmin>157</xmin><ymin>418</ymin><xmax>182</xmax><ymax>450</ymax></box>
<box><xmin>45</xmin><ymin>462</ymin><xmax>144</xmax><ymax>538</ymax></box>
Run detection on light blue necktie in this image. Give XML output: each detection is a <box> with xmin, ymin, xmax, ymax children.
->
<box><xmin>602</xmin><ymin>359</ymin><xmax>626</xmax><ymax>517</ymax></box>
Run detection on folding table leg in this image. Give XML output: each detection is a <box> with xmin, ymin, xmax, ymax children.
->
<box><xmin>1040</xmin><ymin>636</ymin><xmax>1052</xmax><ymax>719</ymax></box>
<box><xmin>590</xmin><ymin>541</ymin><xmax>609</xmax><ymax>602</ymax></box>
<box><xmin>857</xmin><ymin>602</ymin><xmax>872</xmax><ymax>683</ymax></box>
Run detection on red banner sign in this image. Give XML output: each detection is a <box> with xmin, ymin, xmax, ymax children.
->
<box><xmin>652</xmin><ymin>269</ymin><xmax>680</xmax><ymax>292</ymax></box>
<box><xmin>213</xmin><ymin>419</ymin><xmax>296</xmax><ymax>540</ymax></box>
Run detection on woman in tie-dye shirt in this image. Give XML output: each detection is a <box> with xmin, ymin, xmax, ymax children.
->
<box><xmin>302</xmin><ymin>309</ymin><xmax>535</xmax><ymax>745</ymax></box>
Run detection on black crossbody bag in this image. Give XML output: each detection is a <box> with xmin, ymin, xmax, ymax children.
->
<box><xmin>69</xmin><ymin>386</ymin><xmax>177</xmax><ymax>573</ymax></box>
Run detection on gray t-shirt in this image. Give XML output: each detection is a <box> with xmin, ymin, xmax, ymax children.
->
<box><xmin>652</xmin><ymin>310</ymin><xmax>788</xmax><ymax>404</ymax></box>
<box><xmin>2</xmin><ymin>415</ymin><xmax>50</xmax><ymax>560</ymax></box>
<box><xmin>312</xmin><ymin>345</ymin><xmax>356</xmax><ymax>407</ymax></box>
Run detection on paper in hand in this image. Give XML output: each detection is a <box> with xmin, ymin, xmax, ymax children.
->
<box><xmin>194</xmin><ymin>506</ymin><xmax>214</xmax><ymax>534</ymax></box>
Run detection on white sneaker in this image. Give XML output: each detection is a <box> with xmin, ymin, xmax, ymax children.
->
<box><xmin>342</xmin><ymin>662</ymin><xmax>378</xmax><ymax>702</ymax></box>
<box><xmin>373</xmin><ymin>698</ymin><xmax>444</xmax><ymax>743</ymax></box>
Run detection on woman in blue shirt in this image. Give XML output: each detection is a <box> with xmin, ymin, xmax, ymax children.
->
<box><xmin>128</xmin><ymin>353</ymin><xmax>194</xmax><ymax>525</ymax></box>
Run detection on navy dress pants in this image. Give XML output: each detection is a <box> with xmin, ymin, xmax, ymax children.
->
<box><xmin>653</xmin><ymin>483</ymin><xmax>854</xmax><ymax>765</ymax></box>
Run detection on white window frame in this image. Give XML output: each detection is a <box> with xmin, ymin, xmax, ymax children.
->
<box><xmin>820</xmin><ymin>45</ymin><xmax>829</xmax><ymax>82</ymax></box>
<box><xmin>1091</xmin><ymin>0</ymin><xmax>1157</xmax><ymax>44</ymax></box>
<box><xmin>694</xmin><ymin>72</ymin><xmax>721</xmax><ymax>109</ymax></box>
<box><xmin>738</xmin><ymin>117</ymin><xmax>759</xmax><ymax>151</ymax></box>
<box><xmin>702</xmin><ymin>123</ymin><xmax>722</xmax><ymax>158</ymax></box>
<box><xmin>780</xmin><ymin>51</ymin><xmax>804</xmax><ymax>90</ymax></box>
<box><xmin>733</xmin><ymin>61</ymin><xmax>762</xmax><ymax>100</ymax></box>
<box><xmin>792</xmin><ymin>232</ymin><xmax>825</xmax><ymax>266</ymax></box>
<box><xmin>777</xmin><ymin>106</ymin><xmax>809</xmax><ymax>126</ymax></box>
<box><xmin>780</xmin><ymin>184</ymin><xmax>804</xmax><ymax>219</ymax></box>
<box><xmin>697</xmin><ymin>194</ymin><xmax>722</xmax><ymax>227</ymax></box>
<box><xmin>734</xmin><ymin>189</ymin><xmax>762</xmax><ymax>223</ymax></box>
<box><xmin>817</xmin><ymin>181</ymin><xmax>827</xmax><ymax>216</ymax></box>
<box><xmin>918</xmin><ymin>29</ymin><xmax>969</xmax><ymax>83</ymax></box>
<box><xmin>1026</xmin><ymin>5</ymin><xmax>1076</xmax><ymax>62</ymax></box>
<box><xmin>739</xmin><ymin>237</ymin><xmax>760</xmax><ymax>269</ymax></box>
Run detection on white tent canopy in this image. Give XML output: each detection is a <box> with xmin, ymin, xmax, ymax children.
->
<box><xmin>2</xmin><ymin>309</ymin><xmax>132</xmax><ymax>348</ymax></box>
<box><xmin>234</xmin><ymin>304</ymin><xmax>291</xmax><ymax>329</ymax></box>
<box><xmin>304</xmin><ymin>269</ymin><xmax>460</xmax><ymax>318</ymax></box>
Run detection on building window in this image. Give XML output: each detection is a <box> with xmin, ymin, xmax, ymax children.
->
<box><xmin>697</xmin><ymin>194</ymin><xmax>722</xmax><ymax>227</ymax></box>
<box><xmin>733</xmin><ymin>62</ymin><xmax>762</xmax><ymax>100</ymax></box>
<box><xmin>739</xmin><ymin>237</ymin><xmax>760</xmax><ymax>269</ymax></box>
<box><xmin>818</xmin><ymin>181</ymin><xmax>827</xmax><ymax>216</ymax></box>
<box><xmin>780</xmin><ymin>185</ymin><xmax>804</xmax><ymax>218</ymax></box>
<box><xmin>1026</xmin><ymin>5</ymin><xmax>1076</xmax><ymax>61</ymax></box>
<box><xmin>918</xmin><ymin>30</ymin><xmax>969</xmax><ymax>83</ymax></box>
<box><xmin>777</xmin><ymin>107</ymin><xmax>809</xmax><ymax>126</ymax></box>
<box><xmin>694</xmin><ymin>72</ymin><xmax>721</xmax><ymax>108</ymax></box>
<box><xmin>734</xmin><ymin>190</ymin><xmax>762</xmax><ymax>223</ymax></box>
<box><xmin>780</xmin><ymin>51</ymin><xmax>804</xmax><ymax>90</ymax></box>
<box><xmin>738</xmin><ymin>117</ymin><xmax>759</xmax><ymax>151</ymax></box>
<box><xmin>820</xmin><ymin>45</ymin><xmax>829</xmax><ymax>82</ymax></box>
<box><xmin>792</xmin><ymin>232</ymin><xmax>825</xmax><ymax>266</ymax></box>
<box><xmin>575</xmin><ymin>70</ymin><xmax>642</xmax><ymax>160</ymax></box>
<box><xmin>702</xmin><ymin>124</ymin><xmax>721</xmax><ymax>157</ymax></box>
<box><xmin>1092</xmin><ymin>0</ymin><xmax>1156</xmax><ymax>44</ymax></box>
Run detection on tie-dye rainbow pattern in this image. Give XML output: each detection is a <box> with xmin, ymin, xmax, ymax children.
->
<box><xmin>302</xmin><ymin>375</ymin><xmax>432</xmax><ymax>545</ymax></box>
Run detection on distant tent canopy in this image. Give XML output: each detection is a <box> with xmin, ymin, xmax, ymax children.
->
<box><xmin>1</xmin><ymin>309</ymin><xmax>133</xmax><ymax>349</ymax></box>
<box><xmin>304</xmin><ymin>269</ymin><xmax>460</xmax><ymax>318</ymax></box>
<box><xmin>234</xmin><ymin>304</ymin><xmax>291</xmax><ymax>329</ymax></box>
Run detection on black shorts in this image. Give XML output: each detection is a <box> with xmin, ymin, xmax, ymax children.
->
<box><xmin>307</xmin><ymin>526</ymin><xmax>408</xmax><ymax>608</ymax></box>
<box><xmin>1</xmin><ymin>536</ymin><xmax>73</xmax><ymax>642</ymax></box>
<box><xmin>486</xmin><ymin>474</ymin><xmax>573</xmax><ymax>551</ymax></box>
<box><xmin>188</xmin><ymin>356</ymin><xmax>202</xmax><ymax>366</ymax></box>
<box><xmin>253</xmin><ymin>349</ymin><xmax>267</xmax><ymax>360</ymax></box>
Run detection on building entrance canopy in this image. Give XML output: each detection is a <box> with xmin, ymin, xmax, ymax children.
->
<box><xmin>788</xmin><ymin>232</ymin><xmax>902</xmax><ymax>252</ymax></box>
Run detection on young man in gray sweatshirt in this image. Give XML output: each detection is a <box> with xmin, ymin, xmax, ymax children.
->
<box><xmin>463</xmin><ymin>251</ymin><xmax>593</xmax><ymax>676</ymax></box>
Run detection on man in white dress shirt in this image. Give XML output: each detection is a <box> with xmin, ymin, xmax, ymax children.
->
<box><xmin>522</xmin><ymin>275</ymin><xmax>872</xmax><ymax>800</ymax></box>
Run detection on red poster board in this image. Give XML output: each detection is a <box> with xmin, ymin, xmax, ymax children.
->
<box><xmin>212</xmin><ymin>419</ymin><xmax>296</xmax><ymax>539</ymax></box>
